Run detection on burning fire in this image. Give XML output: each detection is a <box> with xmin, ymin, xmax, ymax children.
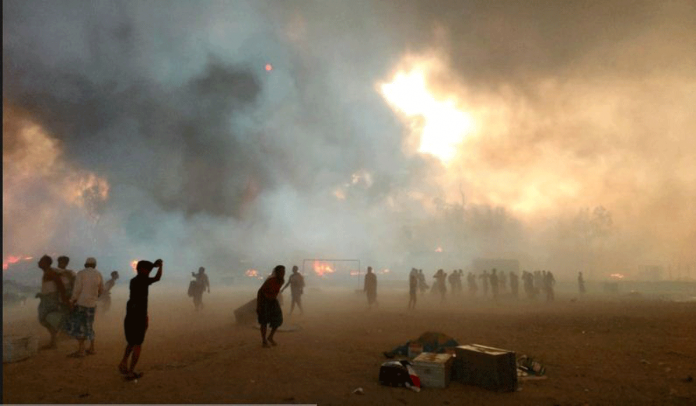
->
<box><xmin>245</xmin><ymin>269</ymin><xmax>262</xmax><ymax>279</ymax></box>
<box><xmin>130</xmin><ymin>260</ymin><xmax>138</xmax><ymax>274</ymax></box>
<box><xmin>435</xmin><ymin>247</ymin><xmax>443</xmax><ymax>253</ymax></box>
<box><xmin>265</xmin><ymin>63</ymin><xmax>273</xmax><ymax>72</ymax></box>
<box><xmin>380</xmin><ymin>268</ymin><xmax>391</xmax><ymax>274</ymax></box>
<box><xmin>610</xmin><ymin>273</ymin><xmax>625</xmax><ymax>280</ymax></box>
<box><xmin>349</xmin><ymin>270</ymin><xmax>361</xmax><ymax>276</ymax></box>
<box><xmin>379</xmin><ymin>58</ymin><xmax>474</xmax><ymax>164</ymax></box>
<box><xmin>3</xmin><ymin>255</ymin><xmax>34</xmax><ymax>271</ymax></box>
<box><xmin>313</xmin><ymin>261</ymin><xmax>336</xmax><ymax>277</ymax></box>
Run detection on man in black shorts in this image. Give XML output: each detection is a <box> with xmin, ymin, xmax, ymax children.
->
<box><xmin>118</xmin><ymin>259</ymin><xmax>163</xmax><ymax>380</ymax></box>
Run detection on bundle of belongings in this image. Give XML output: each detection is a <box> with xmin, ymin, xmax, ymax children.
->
<box><xmin>383</xmin><ymin>331</ymin><xmax>459</xmax><ymax>359</ymax></box>
<box><xmin>379</xmin><ymin>360</ymin><xmax>421</xmax><ymax>391</ymax></box>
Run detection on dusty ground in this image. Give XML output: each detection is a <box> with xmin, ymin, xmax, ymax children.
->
<box><xmin>3</xmin><ymin>284</ymin><xmax>696</xmax><ymax>405</ymax></box>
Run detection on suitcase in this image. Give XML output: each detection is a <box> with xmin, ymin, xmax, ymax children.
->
<box><xmin>454</xmin><ymin>344</ymin><xmax>517</xmax><ymax>392</ymax></box>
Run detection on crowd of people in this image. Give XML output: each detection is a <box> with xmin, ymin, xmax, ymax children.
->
<box><xmin>32</xmin><ymin>254</ymin><xmax>582</xmax><ymax>380</ymax></box>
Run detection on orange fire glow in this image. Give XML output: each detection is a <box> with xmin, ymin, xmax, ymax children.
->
<box><xmin>435</xmin><ymin>247</ymin><xmax>443</xmax><ymax>252</ymax></box>
<box><xmin>349</xmin><ymin>270</ymin><xmax>361</xmax><ymax>276</ymax></box>
<box><xmin>380</xmin><ymin>268</ymin><xmax>391</xmax><ymax>274</ymax></box>
<box><xmin>265</xmin><ymin>64</ymin><xmax>273</xmax><ymax>72</ymax></box>
<box><xmin>313</xmin><ymin>261</ymin><xmax>336</xmax><ymax>277</ymax></box>
<box><xmin>2</xmin><ymin>255</ymin><xmax>34</xmax><ymax>271</ymax></box>
<box><xmin>245</xmin><ymin>269</ymin><xmax>262</xmax><ymax>279</ymax></box>
<box><xmin>610</xmin><ymin>273</ymin><xmax>625</xmax><ymax>279</ymax></box>
<box><xmin>130</xmin><ymin>260</ymin><xmax>138</xmax><ymax>274</ymax></box>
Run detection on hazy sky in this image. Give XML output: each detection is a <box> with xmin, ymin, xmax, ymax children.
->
<box><xmin>4</xmin><ymin>0</ymin><xmax>695</xmax><ymax>280</ymax></box>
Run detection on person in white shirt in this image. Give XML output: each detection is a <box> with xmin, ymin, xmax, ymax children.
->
<box><xmin>65</xmin><ymin>257</ymin><xmax>104</xmax><ymax>357</ymax></box>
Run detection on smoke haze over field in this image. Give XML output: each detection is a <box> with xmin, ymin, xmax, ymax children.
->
<box><xmin>3</xmin><ymin>0</ymin><xmax>696</xmax><ymax>280</ymax></box>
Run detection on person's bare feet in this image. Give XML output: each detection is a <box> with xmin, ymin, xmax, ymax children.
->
<box><xmin>268</xmin><ymin>338</ymin><xmax>277</xmax><ymax>347</ymax></box>
<box><xmin>118</xmin><ymin>363</ymin><xmax>129</xmax><ymax>374</ymax></box>
<box><xmin>262</xmin><ymin>341</ymin><xmax>271</xmax><ymax>348</ymax></box>
<box><xmin>67</xmin><ymin>351</ymin><xmax>85</xmax><ymax>358</ymax></box>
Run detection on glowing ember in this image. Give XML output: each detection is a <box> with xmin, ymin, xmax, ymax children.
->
<box><xmin>349</xmin><ymin>270</ymin><xmax>361</xmax><ymax>276</ymax></box>
<box><xmin>245</xmin><ymin>269</ymin><xmax>260</xmax><ymax>278</ymax></box>
<box><xmin>379</xmin><ymin>61</ymin><xmax>474</xmax><ymax>164</ymax></box>
<box><xmin>435</xmin><ymin>247</ymin><xmax>443</xmax><ymax>252</ymax></box>
<box><xmin>380</xmin><ymin>269</ymin><xmax>391</xmax><ymax>274</ymax></box>
<box><xmin>265</xmin><ymin>64</ymin><xmax>273</xmax><ymax>71</ymax></box>
<box><xmin>130</xmin><ymin>260</ymin><xmax>138</xmax><ymax>274</ymax></box>
<box><xmin>610</xmin><ymin>273</ymin><xmax>625</xmax><ymax>279</ymax></box>
<box><xmin>2</xmin><ymin>255</ymin><xmax>33</xmax><ymax>271</ymax></box>
<box><xmin>313</xmin><ymin>261</ymin><xmax>335</xmax><ymax>277</ymax></box>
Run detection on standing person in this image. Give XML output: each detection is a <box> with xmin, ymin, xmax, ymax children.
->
<box><xmin>545</xmin><ymin>271</ymin><xmax>556</xmax><ymax>302</ymax></box>
<box><xmin>448</xmin><ymin>271</ymin><xmax>457</xmax><ymax>296</ymax></box>
<box><xmin>36</xmin><ymin>255</ymin><xmax>69</xmax><ymax>349</ymax></box>
<box><xmin>467</xmin><ymin>272</ymin><xmax>478</xmax><ymax>297</ymax></box>
<box><xmin>100</xmin><ymin>271</ymin><xmax>120</xmax><ymax>314</ymax></box>
<box><xmin>257</xmin><ymin>265</ymin><xmax>285</xmax><ymax>348</ymax></box>
<box><xmin>364</xmin><ymin>266</ymin><xmax>378</xmax><ymax>309</ymax></box>
<box><xmin>281</xmin><ymin>265</ymin><xmax>305</xmax><ymax>315</ymax></box>
<box><xmin>408</xmin><ymin>268</ymin><xmax>418</xmax><ymax>310</ymax></box>
<box><xmin>417</xmin><ymin>269</ymin><xmax>429</xmax><ymax>294</ymax></box>
<box><xmin>433</xmin><ymin>269</ymin><xmax>447</xmax><ymax>303</ymax></box>
<box><xmin>479</xmin><ymin>270</ymin><xmax>489</xmax><ymax>297</ymax></box>
<box><xmin>499</xmin><ymin>271</ymin><xmax>507</xmax><ymax>292</ymax></box>
<box><xmin>119</xmin><ymin>259</ymin><xmax>163</xmax><ymax>380</ymax></box>
<box><xmin>65</xmin><ymin>257</ymin><xmax>104</xmax><ymax>357</ymax></box>
<box><xmin>191</xmin><ymin>267</ymin><xmax>210</xmax><ymax>311</ymax></box>
<box><xmin>578</xmin><ymin>272</ymin><xmax>586</xmax><ymax>294</ymax></box>
<box><xmin>490</xmin><ymin>269</ymin><xmax>499</xmax><ymax>301</ymax></box>
<box><xmin>56</xmin><ymin>256</ymin><xmax>76</xmax><ymax>300</ymax></box>
<box><xmin>509</xmin><ymin>271</ymin><xmax>519</xmax><ymax>298</ymax></box>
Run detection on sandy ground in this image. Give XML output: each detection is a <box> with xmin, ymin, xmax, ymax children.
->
<box><xmin>3</xmin><ymin>284</ymin><xmax>696</xmax><ymax>405</ymax></box>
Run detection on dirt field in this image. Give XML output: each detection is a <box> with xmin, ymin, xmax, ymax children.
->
<box><xmin>3</xmin><ymin>284</ymin><xmax>696</xmax><ymax>405</ymax></box>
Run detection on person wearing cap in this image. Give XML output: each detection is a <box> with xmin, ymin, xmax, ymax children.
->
<box><xmin>65</xmin><ymin>257</ymin><xmax>104</xmax><ymax>357</ymax></box>
<box><xmin>119</xmin><ymin>259</ymin><xmax>163</xmax><ymax>380</ymax></box>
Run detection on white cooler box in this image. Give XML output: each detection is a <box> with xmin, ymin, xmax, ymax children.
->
<box><xmin>412</xmin><ymin>352</ymin><xmax>454</xmax><ymax>388</ymax></box>
<box><xmin>3</xmin><ymin>334</ymin><xmax>39</xmax><ymax>363</ymax></box>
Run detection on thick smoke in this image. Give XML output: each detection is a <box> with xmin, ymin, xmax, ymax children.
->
<box><xmin>3</xmin><ymin>0</ymin><xmax>695</xmax><ymax>281</ymax></box>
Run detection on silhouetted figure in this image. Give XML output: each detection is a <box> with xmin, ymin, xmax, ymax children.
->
<box><xmin>534</xmin><ymin>271</ymin><xmax>543</xmax><ymax>296</ymax></box>
<box><xmin>523</xmin><ymin>271</ymin><xmax>536</xmax><ymax>300</ymax></box>
<box><xmin>119</xmin><ymin>259</ymin><xmax>163</xmax><ymax>380</ymax></box>
<box><xmin>448</xmin><ymin>271</ymin><xmax>457</xmax><ymax>295</ymax></box>
<box><xmin>578</xmin><ymin>272</ymin><xmax>586</xmax><ymax>294</ymax></box>
<box><xmin>544</xmin><ymin>271</ymin><xmax>556</xmax><ymax>301</ymax></box>
<box><xmin>191</xmin><ymin>267</ymin><xmax>210</xmax><ymax>311</ymax></box>
<box><xmin>509</xmin><ymin>271</ymin><xmax>519</xmax><ymax>298</ymax></box>
<box><xmin>100</xmin><ymin>271</ymin><xmax>120</xmax><ymax>313</ymax></box>
<box><xmin>417</xmin><ymin>269</ymin><xmax>429</xmax><ymax>294</ymax></box>
<box><xmin>65</xmin><ymin>257</ymin><xmax>104</xmax><ymax>357</ymax></box>
<box><xmin>408</xmin><ymin>268</ymin><xmax>418</xmax><ymax>310</ymax></box>
<box><xmin>257</xmin><ymin>265</ymin><xmax>285</xmax><ymax>347</ymax></box>
<box><xmin>499</xmin><ymin>271</ymin><xmax>507</xmax><ymax>291</ymax></box>
<box><xmin>490</xmin><ymin>269</ymin><xmax>499</xmax><ymax>301</ymax></box>
<box><xmin>364</xmin><ymin>266</ymin><xmax>378</xmax><ymax>309</ymax></box>
<box><xmin>281</xmin><ymin>265</ymin><xmax>305</xmax><ymax>315</ymax></box>
<box><xmin>36</xmin><ymin>255</ymin><xmax>69</xmax><ymax>349</ymax></box>
<box><xmin>467</xmin><ymin>272</ymin><xmax>478</xmax><ymax>296</ymax></box>
<box><xmin>434</xmin><ymin>269</ymin><xmax>447</xmax><ymax>303</ymax></box>
<box><xmin>479</xmin><ymin>270</ymin><xmax>489</xmax><ymax>297</ymax></box>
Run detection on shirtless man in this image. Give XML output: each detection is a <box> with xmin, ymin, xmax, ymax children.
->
<box><xmin>36</xmin><ymin>255</ymin><xmax>69</xmax><ymax>349</ymax></box>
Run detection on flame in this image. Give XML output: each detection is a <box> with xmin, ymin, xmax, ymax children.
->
<box><xmin>610</xmin><ymin>273</ymin><xmax>625</xmax><ymax>279</ymax></box>
<box><xmin>313</xmin><ymin>261</ymin><xmax>335</xmax><ymax>277</ymax></box>
<box><xmin>265</xmin><ymin>64</ymin><xmax>273</xmax><ymax>71</ymax></box>
<box><xmin>380</xmin><ymin>268</ymin><xmax>391</xmax><ymax>274</ymax></box>
<box><xmin>2</xmin><ymin>255</ymin><xmax>34</xmax><ymax>271</ymax></box>
<box><xmin>245</xmin><ymin>269</ymin><xmax>262</xmax><ymax>279</ymax></box>
<box><xmin>435</xmin><ymin>247</ymin><xmax>443</xmax><ymax>253</ymax></box>
<box><xmin>349</xmin><ymin>270</ymin><xmax>361</xmax><ymax>276</ymax></box>
<box><xmin>130</xmin><ymin>260</ymin><xmax>138</xmax><ymax>274</ymax></box>
<box><xmin>379</xmin><ymin>58</ymin><xmax>474</xmax><ymax>164</ymax></box>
